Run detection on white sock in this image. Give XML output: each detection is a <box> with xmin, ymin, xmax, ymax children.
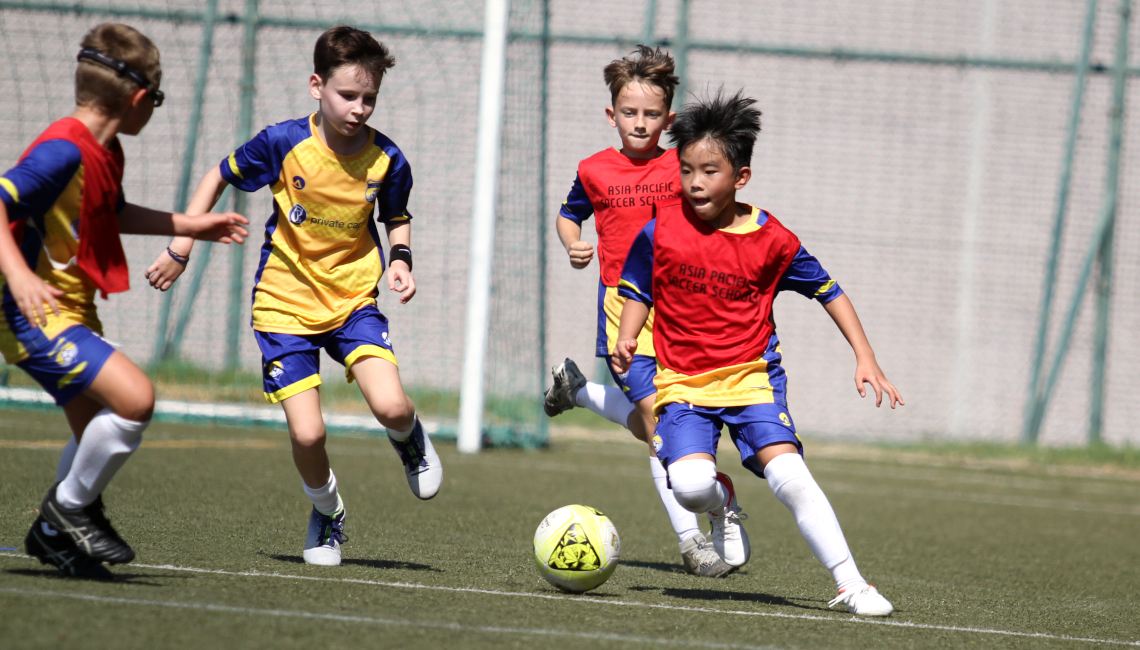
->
<box><xmin>648</xmin><ymin>457</ymin><xmax>701</xmax><ymax>544</ymax></box>
<box><xmin>574</xmin><ymin>382</ymin><xmax>636</xmax><ymax>428</ymax></box>
<box><xmin>668</xmin><ymin>458</ymin><xmax>727</xmax><ymax>514</ymax></box>
<box><xmin>55</xmin><ymin>436</ymin><xmax>79</xmax><ymax>483</ymax></box>
<box><xmin>765</xmin><ymin>453</ymin><xmax>865</xmax><ymax>592</ymax></box>
<box><xmin>303</xmin><ymin>470</ymin><xmax>343</xmax><ymax>515</ymax></box>
<box><xmin>386</xmin><ymin>413</ymin><xmax>417</xmax><ymax>441</ymax></box>
<box><xmin>56</xmin><ymin>409</ymin><xmax>148</xmax><ymax>509</ymax></box>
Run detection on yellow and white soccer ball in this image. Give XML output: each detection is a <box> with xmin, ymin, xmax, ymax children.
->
<box><xmin>533</xmin><ymin>504</ymin><xmax>620</xmax><ymax>593</ymax></box>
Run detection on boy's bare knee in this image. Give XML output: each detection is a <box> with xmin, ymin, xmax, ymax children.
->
<box><xmin>115</xmin><ymin>383</ymin><xmax>155</xmax><ymax>422</ymax></box>
<box><xmin>290</xmin><ymin>425</ymin><xmax>327</xmax><ymax>448</ymax></box>
<box><xmin>370</xmin><ymin>396</ymin><xmax>414</xmax><ymax>427</ymax></box>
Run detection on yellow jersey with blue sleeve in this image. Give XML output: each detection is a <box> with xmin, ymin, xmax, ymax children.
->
<box><xmin>220</xmin><ymin>113</ymin><xmax>413</xmax><ymax>335</ymax></box>
<box><xmin>0</xmin><ymin>139</ymin><xmax>116</xmax><ymax>364</ymax></box>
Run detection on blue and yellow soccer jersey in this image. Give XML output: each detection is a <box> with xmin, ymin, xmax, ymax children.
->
<box><xmin>220</xmin><ymin>114</ymin><xmax>413</xmax><ymax>335</ymax></box>
<box><xmin>0</xmin><ymin>140</ymin><xmax>121</xmax><ymax>363</ymax></box>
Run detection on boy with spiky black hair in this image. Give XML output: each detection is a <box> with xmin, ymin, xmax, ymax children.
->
<box><xmin>614</xmin><ymin>90</ymin><xmax>904</xmax><ymax>615</ymax></box>
<box><xmin>544</xmin><ymin>46</ymin><xmax>733</xmax><ymax>577</ymax></box>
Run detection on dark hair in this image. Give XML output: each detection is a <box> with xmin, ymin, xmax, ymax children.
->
<box><xmin>76</xmin><ymin>23</ymin><xmax>161</xmax><ymax>114</ymax></box>
<box><xmin>670</xmin><ymin>90</ymin><xmax>761</xmax><ymax>172</ymax></box>
<box><xmin>313</xmin><ymin>26</ymin><xmax>395</xmax><ymax>86</ymax></box>
<box><xmin>603</xmin><ymin>45</ymin><xmax>680</xmax><ymax>110</ymax></box>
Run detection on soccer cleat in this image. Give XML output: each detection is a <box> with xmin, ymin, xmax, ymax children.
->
<box><xmin>39</xmin><ymin>485</ymin><xmax>134</xmax><ymax>564</ymax></box>
<box><xmin>707</xmin><ymin>472</ymin><xmax>750</xmax><ymax>568</ymax></box>
<box><xmin>543</xmin><ymin>358</ymin><xmax>586</xmax><ymax>417</ymax></box>
<box><xmin>303</xmin><ymin>507</ymin><xmax>348</xmax><ymax>566</ymax></box>
<box><xmin>679</xmin><ymin>532</ymin><xmax>737</xmax><ymax>578</ymax></box>
<box><xmin>24</xmin><ymin>516</ymin><xmax>113</xmax><ymax>580</ymax></box>
<box><xmin>388</xmin><ymin>418</ymin><xmax>442</xmax><ymax>500</ymax></box>
<box><xmin>829</xmin><ymin>584</ymin><xmax>894</xmax><ymax>616</ymax></box>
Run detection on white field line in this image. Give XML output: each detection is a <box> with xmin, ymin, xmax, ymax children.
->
<box><xmin>0</xmin><ymin>587</ymin><xmax>780</xmax><ymax>650</ymax></box>
<box><xmin>1</xmin><ymin>552</ymin><xmax>1138</xmax><ymax>647</ymax></box>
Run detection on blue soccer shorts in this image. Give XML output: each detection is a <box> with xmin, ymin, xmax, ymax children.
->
<box><xmin>605</xmin><ymin>353</ymin><xmax>657</xmax><ymax>403</ymax></box>
<box><xmin>653</xmin><ymin>401</ymin><xmax>803</xmax><ymax>479</ymax></box>
<box><xmin>254</xmin><ymin>305</ymin><xmax>398</xmax><ymax>404</ymax></box>
<box><xmin>15</xmin><ymin>324</ymin><xmax>116</xmax><ymax>406</ymax></box>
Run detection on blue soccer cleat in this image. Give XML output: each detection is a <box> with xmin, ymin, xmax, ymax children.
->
<box><xmin>303</xmin><ymin>507</ymin><xmax>347</xmax><ymax>566</ymax></box>
<box><xmin>388</xmin><ymin>419</ymin><xmax>442</xmax><ymax>500</ymax></box>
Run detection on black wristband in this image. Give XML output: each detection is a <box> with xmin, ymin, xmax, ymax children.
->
<box><xmin>389</xmin><ymin>244</ymin><xmax>413</xmax><ymax>271</ymax></box>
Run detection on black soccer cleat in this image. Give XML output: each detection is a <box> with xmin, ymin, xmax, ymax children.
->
<box><xmin>39</xmin><ymin>485</ymin><xmax>135</xmax><ymax>565</ymax></box>
<box><xmin>25</xmin><ymin>516</ymin><xmax>114</xmax><ymax>580</ymax></box>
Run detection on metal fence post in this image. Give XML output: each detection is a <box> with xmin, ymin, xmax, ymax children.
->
<box><xmin>641</xmin><ymin>0</ymin><xmax>656</xmax><ymax>45</ymax></box>
<box><xmin>1022</xmin><ymin>0</ymin><xmax>1098</xmax><ymax>444</ymax></box>
<box><xmin>674</xmin><ymin>0</ymin><xmax>689</xmax><ymax>104</ymax></box>
<box><xmin>1089</xmin><ymin>0</ymin><xmax>1131</xmax><ymax>444</ymax></box>
<box><xmin>225</xmin><ymin>0</ymin><xmax>259</xmax><ymax>371</ymax></box>
<box><xmin>536</xmin><ymin>0</ymin><xmax>550</xmax><ymax>445</ymax></box>
<box><xmin>153</xmin><ymin>0</ymin><xmax>219</xmax><ymax>364</ymax></box>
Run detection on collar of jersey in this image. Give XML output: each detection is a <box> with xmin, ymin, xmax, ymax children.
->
<box><xmin>718</xmin><ymin>204</ymin><xmax>764</xmax><ymax>234</ymax></box>
<box><xmin>607</xmin><ymin>146</ymin><xmax>672</xmax><ymax>167</ymax></box>
<box><xmin>308</xmin><ymin>113</ymin><xmax>375</xmax><ymax>160</ymax></box>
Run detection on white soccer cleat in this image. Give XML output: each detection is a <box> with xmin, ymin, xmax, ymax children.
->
<box><xmin>680</xmin><ymin>532</ymin><xmax>737</xmax><ymax>578</ymax></box>
<box><xmin>388</xmin><ymin>419</ymin><xmax>442</xmax><ymax>500</ymax></box>
<box><xmin>302</xmin><ymin>507</ymin><xmax>346</xmax><ymax>566</ymax></box>
<box><xmin>829</xmin><ymin>584</ymin><xmax>894</xmax><ymax>617</ymax></box>
<box><xmin>707</xmin><ymin>472</ymin><xmax>750</xmax><ymax>567</ymax></box>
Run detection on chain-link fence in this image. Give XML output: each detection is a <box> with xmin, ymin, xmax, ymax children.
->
<box><xmin>1</xmin><ymin>0</ymin><xmax>1136</xmax><ymax>447</ymax></box>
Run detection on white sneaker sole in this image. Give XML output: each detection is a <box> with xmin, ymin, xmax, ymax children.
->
<box><xmin>302</xmin><ymin>545</ymin><xmax>342</xmax><ymax>566</ymax></box>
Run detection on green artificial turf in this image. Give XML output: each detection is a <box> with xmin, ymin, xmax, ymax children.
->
<box><xmin>1</xmin><ymin>407</ymin><xmax>1138</xmax><ymax>649</ymax></box>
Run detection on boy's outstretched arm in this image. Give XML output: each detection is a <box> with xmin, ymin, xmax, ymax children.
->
<box><xmin>557</xmin><ymin>216</ymin><xmax>594</xmax><ymax>269</ymax></box>
<box><xmin>144</xmin><ymin>167</ymin><xmax>231</xmax><ymax>291</ymax></box>
<box><xmin>822</xmin><ymin>293</ymin><xmax>904</xmax><ymax>408</ymax></box>
<box><xmin>611</xmin><ymin>299</ymin><xmax>649</xmax><ymax>374</ymax></box>
<box><xmin>0</xmin><ymin>201</ymin><xmax>64</xmax><ymax>327</ymax></box>
<box><xmin>386</xmin><ymin>220</ymin><xmax>416</xmax><ymax>304</ymax></box>
<box><xmin>118</xmin><ymin>202</ymin><xmax>248</xmax><ymax>241</ymax></box>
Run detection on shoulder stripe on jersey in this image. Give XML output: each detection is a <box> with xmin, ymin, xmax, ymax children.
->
<box><xmin>227</xmin><ymin>152</ymin><xmax>244</xmax><ymax>179</ymax></box>
<box><xmin>0</xmin><ymin>177</ymin><xmax>18</xmax><ymax>203</ymax></box>
<box><xmin>618</xmin><ymin>278</ymin><xmax>647</xmax><ymax>298</ymax></box>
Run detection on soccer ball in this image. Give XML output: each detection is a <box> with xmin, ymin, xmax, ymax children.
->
<box><xmin>533</xmin><ymin>504</ymin><xmax>620</xmax><ymax>593</ymax></box>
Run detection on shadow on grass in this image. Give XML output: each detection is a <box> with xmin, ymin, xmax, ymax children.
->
<box><xmin>5</xmin><ymin>567</ymin><xmax>168</xmax><ymax>586</ymax></box>
<box><xmin>628</xmin><ymin>584</ymin><xmax>822</xmax><ymax>611</ymax></box>
<box><xmin>535</xmin><ymin>586</ymin><xmax>622</xmax><ymax>598</ymax></box>
<box><xmin>621</xmin><ymin>559</ymin><xmax>685</xmax><ymax>574</ymax></box>
<box><xmin>266</xmin><ymin>553</ymin><xmax>441</xmax><ymax>572</ymax></box>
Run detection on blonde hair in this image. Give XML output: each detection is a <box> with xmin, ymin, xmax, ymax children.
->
<box><xmin>603</xmin><ymin>45</ymin><xmax>679</xmax><ymax>109</ymax></box>
<box><xmin>75</xmin><ymin>23</ymin><xmax>161</xmax><ymax>114</ymax></box>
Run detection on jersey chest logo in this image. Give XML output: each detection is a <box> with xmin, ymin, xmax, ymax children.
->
<box><xmin>365</xmin><ymin>179</ymin><xmax>382</xmax><ymax>203</ymax></box>
<box><xmin>292</xmin><ymin>176</ymin><xmax>305</xmax><ymax>190</ymax></box>
<box><xmin>288</xmin><ymin>203</ymin><xmax>308</xmax><ymax>226</ymax></box>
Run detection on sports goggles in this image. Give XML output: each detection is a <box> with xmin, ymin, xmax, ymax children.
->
<box><xmin>77</xmin><ymin>48</ymin><xmax>165</xmax><ymax>107</ymax></box>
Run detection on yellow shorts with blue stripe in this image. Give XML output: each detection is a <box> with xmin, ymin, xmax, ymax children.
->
<box><xmin>254</xmin><ymin>305</ymin><xmax>397</xmax><ymax>403</ymax></box>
